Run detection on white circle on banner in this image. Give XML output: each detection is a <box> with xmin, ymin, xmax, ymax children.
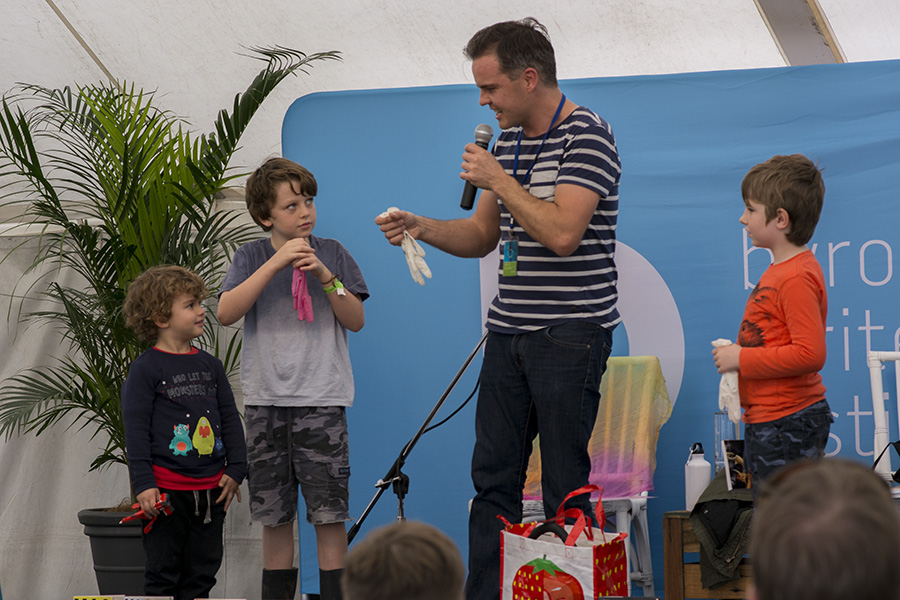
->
<box><xmin>615</xmin><ymin>242</ymin><xmax>685</xmax><ymax>403</ymax></box>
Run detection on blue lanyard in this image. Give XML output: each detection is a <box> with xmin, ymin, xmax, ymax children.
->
<box><xmin>511</xmin><ymin>94</ymin><xmax>567</xmax><ymax>185</ymax></box>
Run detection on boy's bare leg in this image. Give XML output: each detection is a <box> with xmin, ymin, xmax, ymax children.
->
<box><xmin>314</xmin><ymin>522</ymin><xmax>348</xmax><ymax>570</ymax></box>
<box><xmin>263</xmin><ymin>522</ymin><xmax>295</xmax><ymax>569</ymax></box>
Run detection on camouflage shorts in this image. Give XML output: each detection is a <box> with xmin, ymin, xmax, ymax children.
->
<box><xmin>245</xmin><ymin>405</ymin><xmax>350</xmax><ymax>526</ymax></box>
<box><xmin>744</xmin><ymin>399</ymin><xmax>833</xmax><ymax>490</ymax></box>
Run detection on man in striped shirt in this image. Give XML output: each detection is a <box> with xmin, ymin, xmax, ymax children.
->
<box><xmin>375</xmin><ymin>18</ymin><xmax>621</xmax><ymax>599</ymax></box>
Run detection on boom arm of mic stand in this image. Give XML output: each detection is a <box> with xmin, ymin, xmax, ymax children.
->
<box><xmin>347</xmin><ymin>330</ymin><xmax>488</xmax><ymax>543</ymax></box>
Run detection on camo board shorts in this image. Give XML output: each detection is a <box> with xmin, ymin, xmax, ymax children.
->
<box><xmin>744</xmin><ymin>399</ymin><xmax>833</xmax><ymax>492</ymax></box>
<box><xmin>245</xmin><ymin>405</ymin><xmax>350</xmax><ymax>526</ymax></box>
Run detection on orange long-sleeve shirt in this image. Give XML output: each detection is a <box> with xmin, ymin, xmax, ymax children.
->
<box><xmin>737</xmin><ymin>250</ymin><xmax>827</xmax><ymax>423</ymax></box>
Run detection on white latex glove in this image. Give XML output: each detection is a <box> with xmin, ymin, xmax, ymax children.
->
<box><xmin>379</xmin><ymin>207</ymin><xmax>432</xmax><ymax>285</ymax></box>
<box><xmin>712</xmin><ymin>338</ymin><xmax>741</xmax><ymax>424</ymax></box>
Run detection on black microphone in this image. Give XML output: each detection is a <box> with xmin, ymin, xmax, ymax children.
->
<box><xmin>460</xmin><ymin>123</ymin><xmax>494</xmax><ymax>210</ymax></box>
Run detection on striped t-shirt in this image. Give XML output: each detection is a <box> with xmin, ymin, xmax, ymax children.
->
<box><xmin>486</xmin><ymin>106</ymin><xmax>621</xmax><ymax>334</ymax></box>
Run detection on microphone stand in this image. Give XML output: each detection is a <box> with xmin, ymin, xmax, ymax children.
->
<box><xmin>347</xmin><ymin>330</ymin><xmax>488</xmax><ymax>543</ymax></box>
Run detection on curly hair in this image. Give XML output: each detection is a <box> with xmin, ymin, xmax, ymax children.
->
<box><xmin>245</xmin><ymin>157</ymin><xmax>318</xmax><ymax>231</ymax></box>
<box><xmin>123</xmin><ymin>265</ymin><xmax>209</xmax><ymax>343</ymax></box>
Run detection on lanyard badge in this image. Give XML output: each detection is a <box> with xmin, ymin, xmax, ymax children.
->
<box><xmin>502</xmin><ymin>236</ymin><xmax>519</xmax><ymax>277</ymax></box>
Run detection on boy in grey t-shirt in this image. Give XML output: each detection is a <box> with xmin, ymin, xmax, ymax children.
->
<box><xmin>219</xmin><ymin>157</ymin><xmax>368</xmax><ymax>600</ymax></box>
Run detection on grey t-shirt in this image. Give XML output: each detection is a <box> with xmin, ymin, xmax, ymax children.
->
<box><xmin>220</xmin><ymin>235</ymin><xmax>368</xmax><ymax>407</ymax></box>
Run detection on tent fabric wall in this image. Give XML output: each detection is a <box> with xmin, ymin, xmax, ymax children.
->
<box><xmin>2</xmin><ymin>0</ymin><xmax>792</xmax><ymax>221</ymax></box>
<box><xmin>0</xmin><ymin>234</ymin><xmax>263</xmax><ymax>599</ymax></box>
<box><xmin>2</xmin><ymin>0</ymin><xmax>897</xmax><ymax>201</ymax></box>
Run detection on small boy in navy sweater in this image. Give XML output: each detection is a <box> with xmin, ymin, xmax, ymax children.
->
<box><xmin>122</xmin><ymin>265</ymin><xmax>247</xmax><ymax>600</ymax></box>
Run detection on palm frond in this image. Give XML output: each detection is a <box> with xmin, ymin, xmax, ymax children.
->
<box><xmin>0</xmin><ymin>45</ymin><xmax>339</xmax><ymax>474</ymax></box>
<box><xmin>198</xmin><ymin>47</ymin><xmax>341</xmax><ymax>180</ymax></box>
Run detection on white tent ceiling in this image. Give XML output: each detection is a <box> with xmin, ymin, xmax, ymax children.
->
<box><xmin>6</xmin><ymin>0</ymin><xmax>899</xmax><ymax>195</ymax></box>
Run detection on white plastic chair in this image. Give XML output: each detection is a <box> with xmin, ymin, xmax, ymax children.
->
<box><xmin>868</xmin><ymin>351</ymin><xmax>900</xmax><ymax>481</ymax></box>
<box><xmin>522</xmin><ymin>355</ymin><xmax>673</xmax><ymax>596</ymax></box>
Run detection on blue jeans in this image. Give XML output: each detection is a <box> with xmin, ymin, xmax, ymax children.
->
<box><xmin>465</xmin><ymin>322</ymin><xmax>613</xmax><ymax>600</ymax></box>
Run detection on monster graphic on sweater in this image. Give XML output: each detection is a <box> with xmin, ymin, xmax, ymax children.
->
<box><xmin>170</xmin><ymin>423</ymin><xmax>194</xmax><ymax>456</ymax></box>
<box><xmin>122</xmin><ymin>347</ymin><xmax>246</xmax><ymax>496</ymax></box>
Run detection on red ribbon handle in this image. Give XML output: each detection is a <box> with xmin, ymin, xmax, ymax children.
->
<box><xmin>497</xmin><ymin>484</ymin><xmax>607</xmax><ymax>546</ymax></box>
<box><xmin>553</xmin><ymin>484</ymin><xmax>605</xmax><ymax>544</ymax></box>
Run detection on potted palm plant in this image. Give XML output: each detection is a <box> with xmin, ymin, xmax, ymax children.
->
<box><xmin>0</xmin><ymin>46</ymin><xmax>339</xmax><ymax>594</ymax></box>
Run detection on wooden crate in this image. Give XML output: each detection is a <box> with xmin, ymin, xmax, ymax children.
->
<box><xmin>663</xmin><ymin>511</ymin><xmax>752</xmax><ymax>600</ymax></box>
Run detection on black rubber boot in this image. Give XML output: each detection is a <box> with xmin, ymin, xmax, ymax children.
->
<box><xmin>319</xmin><ymin>568</ymin><xmax>343</xmax><ymax>600</ymax></box>
<box><xmin>262</xmin><ymin>567</ymin><xmax>298</xmax><ymax>600</ymax></box>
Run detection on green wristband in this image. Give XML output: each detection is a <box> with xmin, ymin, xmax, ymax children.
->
<box><xmin>323</xmin><ymin>278</ymin><xmax>345</xmax><ymax>295</ymax></box>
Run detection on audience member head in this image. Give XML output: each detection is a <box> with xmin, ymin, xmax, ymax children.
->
<box><xmin>749</xmin><ymin>458</ymin><xmax>900</xmax><ymax>600</ymax></box>
<box><xmin>741</xmin><ymin>153</ymin><xmax>824</xmax><ymax>246</ymax></box>
<box><xmin>342</xmin><ymin>520</ymin><xmax>465</xmax><ymax>600</ymax></box>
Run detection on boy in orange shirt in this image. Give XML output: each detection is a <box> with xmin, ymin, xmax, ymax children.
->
<box><xmin>712</xmin><ymin>154</ymin><xmax>833</xmax><ymax>488</ymax></box>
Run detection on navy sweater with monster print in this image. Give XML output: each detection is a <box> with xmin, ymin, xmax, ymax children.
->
<box><xmin>123</xmin><ymin>347</ymin><xmax>247</xmax><ymax>496</ymax></box>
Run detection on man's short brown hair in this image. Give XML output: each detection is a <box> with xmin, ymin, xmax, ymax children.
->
<box><xmin>464</xmin><ymin>17</ymin><xmax>558</xmax><ymax>87</ymax></box>
<box><xmin>123</xmin><ymin>265</ymin><xmax>208</xmax><ymax>343</ymax></box>
<box><xmin>245</xmin><ymin>157</ymin><xmax>317</xmax><ymax>231</ymax></box>
<box><xmin>342</xmin><ymin>521</ymin><xmax>465</xmax><ymax>600</ymax></box>
<box><xmin>741</xmin><ymin>154</ymin><xmax>824</xmax><ymax>246</ymax></box>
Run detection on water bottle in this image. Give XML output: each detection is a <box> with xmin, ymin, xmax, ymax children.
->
<box><xmin>714</xmin><ymin>411</ymin><xmax>737</xmax><ymax>473</ymax></box>
<box><xmin>685</xmin><ymin>442</ymin><xmax>712</xmax><ymax>510</ymax></box>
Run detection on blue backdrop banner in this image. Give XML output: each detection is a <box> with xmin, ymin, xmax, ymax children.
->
<box><xmin>281</xmin><ymin>58</ymin><xmax>900</xmax><ymax>593</ymax></box>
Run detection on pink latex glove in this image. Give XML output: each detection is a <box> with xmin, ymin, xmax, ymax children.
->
<box><xmin>292</xmin><ymin>268</ymin><xmax>314</xmax><ymax>322</ymax></box>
